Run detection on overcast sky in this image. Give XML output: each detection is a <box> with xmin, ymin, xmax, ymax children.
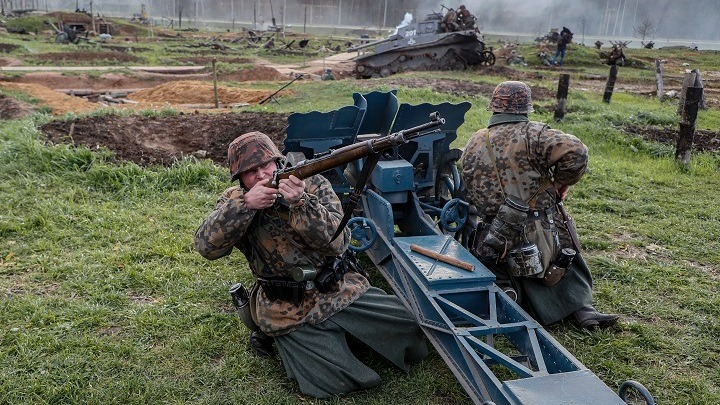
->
<box><xmin>45</xmin><ymin>0</ymin><xmax>720</xmax><ymax>41</ymax></box>
<box><xmin>417</xmin><ymin>0</ymin><xmax>720</xmax><ymax>41</ymax></box>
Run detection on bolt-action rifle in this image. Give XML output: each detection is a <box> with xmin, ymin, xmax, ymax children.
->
<box><xmin>265</xmin><ymin>112</ymin><xmax>445</xmax><ymax>188</ymax></box>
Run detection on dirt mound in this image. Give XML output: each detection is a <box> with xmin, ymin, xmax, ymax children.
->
<box><xmin>46</xmin><ymin>12</ymin><xmax>92</xmax><ymax>23</ymax></box>
<box><xmin>308</xmin><ymin>61</ymin><xmax>356</xmax><ymax>80</ymax></box>
<box><xmin>0</xmin><ymin>56</ymin><xmax>23</xmax><ymax>67</ymax></box>
<box><xmin>33</xmin><ymin>51</ymin><xmax>141</xmax><ymax>64</ymax></box>
<box><xmin>0</xmin><ymin>82</ymin><xmax>99</xmax><ymax>115</ymax></box>
<box><xmin>1</xmin><ymin>71</ymin><xmax>207</xmax><ymax>90</ymax></box>
<box><xmin>128</xmin><ymin>81</ymin><xmax>275</xmax><ymax>105</ymax></box>
<box><xmin>0</xmin><ymin>43</ymin><xmax>21</xmax><ymax>53</ymax></box>
<box><xmin>625</xmin><ymin>124</ymin><xmax>720</xmax><ymax>153</ymax></box>
<box><xmin>0</xmin><ymin>94</ymin><xmax>35</xmax><ymax>119</ymax></box>
<box><xmin>221</xmin><ymin>66</ymin><xmax>287</xmax><ymax>82</ymax></box>
<box><xmin>175</xmin><ymin>57</ymin><xmax>254</xmax><ymax>65</ymax></box>
<box><xmin>41</xmin><ymin>112</ymin><xmax>290</xmax><ymax>167</ymax></box>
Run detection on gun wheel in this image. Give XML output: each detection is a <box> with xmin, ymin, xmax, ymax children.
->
<box><xmin>480</xmin><ymin>50</ymin><xmax>496</xmax><ymax>66</ymax></box>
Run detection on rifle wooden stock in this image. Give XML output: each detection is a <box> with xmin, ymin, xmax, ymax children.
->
<box><xmin>266</xmin><ymin>112</ymin><xmax>444</xmax><ymax>187</ymax></box>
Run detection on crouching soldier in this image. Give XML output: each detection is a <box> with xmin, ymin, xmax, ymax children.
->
<box><xmin>194</xmin><ymin>131</ymin><xmax>428</xmax><ymax>398</ymax></box>
<box><xmin>460</xmin><ymin>81</ymin><xmax>620</xmax><ymax>330</ymax></box>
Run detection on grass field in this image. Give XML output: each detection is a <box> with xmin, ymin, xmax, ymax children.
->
<box><xmin>1</xmin><ymin>24</ymin><xmax>720</xmax><ymax>405</ymax></box>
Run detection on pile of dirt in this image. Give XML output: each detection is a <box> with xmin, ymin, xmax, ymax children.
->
<box><xmin>175</xmin><ymin>57</ymin><xmax>253</xmax><ymax>65</ymax></box>
<box><xmin>0</xmin><ymin>56</ymin><xmax>23</xmax><ymax>67</ymax></box>
<box><xmin>625</xmin><ymin>124</ymin><xmax>720</xmax><ymax>153</ymax></box>
<box><xmin>221</xmin><ymin>66</ymin><xmax>287</xmax><ymax>82</ymax></box>
<box><xmin>0</xmin><ymin>82</ymin><xmax>99</xmax><ymax>115</ymax></box>
<box><xmin>33</xmin><ymin>51</ymin><xmax>141</xmax><ymax>64</ymax></box>
<box><xmin>127</xmin><ymin>81</ymin><xmax>275</xmax><ymax>105</ymax></box>
<box><xmin>1</xmin><ymin>71</ymin><xmax>206</xmax><ymax>91</ymax></box>
<box><xmin>0</xmin><ymin>94</ymin><xmax>35</xmax><ymax>119</ymax></box>
<box><xmin>0</xmin><ymin>43</ymin><xmax>21</xmax><ymax>53</ymax></box>
<box><xmin>41</xmin><ymin>112</ymin><xmax>290</xmax><ymax>167</ymax></box>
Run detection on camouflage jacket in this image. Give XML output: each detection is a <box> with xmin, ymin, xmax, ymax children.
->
<box><xmin>460</xmin><ymin>118</ymin><xmax>588</xmax><ymax>268</ymax></box>
<box><xmin>194</xmin><ymin>174</ymin><xmax>369</xmax><ymax>337</ymax></box>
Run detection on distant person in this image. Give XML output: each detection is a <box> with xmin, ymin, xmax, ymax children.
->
<box><xmin>441</xmin><ymin>8</ymin><xmax>458</xmax><ymax>32</ymax></box>
<box><xmin>552</xmin><ymin>26</ymin><xmax>573</xmax><ymax>66</ymax></box>
<box><xmin>322</xmin><ymin>68</ymin><xmax>335</xmax><ymax>81</ymax></box>
<box><xmin>608</xmin><ymin>44</ymin><xmax>625</xmax><ymax>66</ymax></box>
<box><xmin>457</xmin><ymin>5</ymin><xmax>476</xmax><ymax>30</ymax></box>
<box><xmin>194</xmin><ymin>132</ymin><xmax>428</xmax><ymax>398</ymax></box>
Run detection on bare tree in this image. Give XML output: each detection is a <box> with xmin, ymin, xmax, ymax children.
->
<box><xmin>633</xmin><ymin>16</ymin><xmax>654</xmax><ymax>42</ymax></box>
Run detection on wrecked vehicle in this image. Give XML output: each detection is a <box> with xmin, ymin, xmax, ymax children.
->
<box><xmin>349</xmin><ymin>12</ymin><xmax>495</xmax><ymax>79</ymax></box>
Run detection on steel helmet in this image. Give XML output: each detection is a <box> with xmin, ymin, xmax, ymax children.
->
<box><xmin>227</xmin><ymin>131</ymin><xmax>283</xmax><ymax>182</ymax></box>
<box><xmin>487</xmin><ymin>81</ymin><xmax>534</xmax><ymax>114</ymax></box>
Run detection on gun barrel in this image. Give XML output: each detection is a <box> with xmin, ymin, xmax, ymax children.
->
<box><xmin>348</xmin><ymin>36</ymin><xmax>397</xmax><ymax>52</ymax></box>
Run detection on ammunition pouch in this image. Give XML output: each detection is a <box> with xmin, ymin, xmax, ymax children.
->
<box><xmin>257</xmin><ymin>277</ymin><xmax>307</xmax><ymax>306</ymax></box>
<box><xmin>258</xmin><ymin>251</ymin><xmax>366</xmax><ymax>304</ymax></box>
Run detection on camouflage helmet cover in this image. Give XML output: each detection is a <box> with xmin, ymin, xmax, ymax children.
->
<box><xmin>227</xmin><ymin>131</ymin><xmax>283</xmax><ymax>181</ymax></box>
<box><xmin>487</xmin><ymin>81</ymin><xmax>534</xmax><ymax>114</ymax></box>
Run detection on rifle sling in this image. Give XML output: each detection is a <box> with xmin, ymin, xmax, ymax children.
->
<box><xmin>329</xmin><ymin>152</ymin><xmax>382</xmax><ymax>243</ymax></box>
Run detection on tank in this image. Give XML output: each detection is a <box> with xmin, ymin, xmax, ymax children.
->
<box><xmin>349</xmin><ymin>12</ymin><xmax>495</xmax><ymax>79</ymax></box>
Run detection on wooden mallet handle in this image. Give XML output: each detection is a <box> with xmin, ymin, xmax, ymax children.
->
<box><xmin>410</xmin><ymin>244</ymin><xmax>474</xmax><ymax>272</ymax></box>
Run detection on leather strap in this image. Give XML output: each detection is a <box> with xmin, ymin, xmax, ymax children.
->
<box><xmin>329</xmin><ymin>152</ymin><xmax>382</xmax><ymax>243</ymax></box>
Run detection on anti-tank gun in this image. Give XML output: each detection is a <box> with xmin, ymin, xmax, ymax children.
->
<box><xmin>270</xmin><ymin>90</ymin><xmax>656</xmax><ymax>405</ymax></box>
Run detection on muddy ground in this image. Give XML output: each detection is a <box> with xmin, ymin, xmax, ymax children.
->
<box><xmin>625</xmin><ymin>124</ymin><xmax>720</xmax><ymax>153</ymax></box>
<box><xmin>41</xmin><ymin>112</ymin><xmax>290</xmax><ymax>168</ymax></box>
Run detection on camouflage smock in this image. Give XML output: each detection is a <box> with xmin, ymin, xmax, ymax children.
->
<box><xmin>460</xmin><ymin>118</ymin><xmax>588</xmax><ymax>270</ymax></box>
<box><xmin>194</xmin><ymin>174</ymin><xmax>370</xmax><ymax>337</ymax></box>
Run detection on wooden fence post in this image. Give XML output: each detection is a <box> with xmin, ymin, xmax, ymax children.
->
<box><xmin>655</xmin><ymin>60</ymin><xmax>663</xmax><ymax>99</ymax></box>
<box><xmin>677</xmin><ymin>69</ymin><xmax>706</xmax><ymax>114</ymax></box>
<box><xmin>554</xmin><ymin>73</ymin><xmax>570</xmax><ymax>121</ymax></box>
<box><xmin>212</xmin><ymin>59</ymin><xmax>219</xmax><ymax>108</ymax></box>
<box><xmin>675</xmin><ymin>86</ymin><xmax>703</xmax><ymax>166</ymax></box>
<box><xmin>603</xmin><ymin>65</ymin><xmax>618</xmax><ymax>103</ymax></box>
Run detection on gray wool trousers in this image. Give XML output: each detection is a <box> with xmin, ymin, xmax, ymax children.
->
<box><xmin>274</xmin><ymin>286</ymin><xmax>428</xmax><ymax>398</ymax></box>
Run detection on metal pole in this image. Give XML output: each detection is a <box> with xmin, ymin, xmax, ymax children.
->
<box><xmin>338</xmin><ymin>0</ymin><xmax>341</xmax><ymax>25</ymax></box>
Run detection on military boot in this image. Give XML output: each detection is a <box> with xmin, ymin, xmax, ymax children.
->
<box><xmin>249</xmin><ymin>327</ymin><xmax>276</xmax><ymax>358</ymax></box>
<box><xmin>571</xmin><ymin>306</ymin><xmax>619</xmax><ymax>330</ymax></box>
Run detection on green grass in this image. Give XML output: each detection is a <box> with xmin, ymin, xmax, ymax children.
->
<box><xmin>1</xmin><ymin>32</ymin><xmax>720</xmax><ymax>405</ymax></box>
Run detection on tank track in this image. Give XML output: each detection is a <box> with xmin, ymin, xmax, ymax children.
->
<box><xmin>355</xmin><ymin>47</ymin><xmax>495</xmax><ymax>79</ymax></box>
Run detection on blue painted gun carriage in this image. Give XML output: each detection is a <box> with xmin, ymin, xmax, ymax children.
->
<box><xmin>282</xmin><ymin>91</ymin><xmax>654</xmax><ymax>405</ymax></box>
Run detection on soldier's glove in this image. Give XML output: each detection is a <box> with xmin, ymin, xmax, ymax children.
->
<box><xmin>249</xmin><ymin>328</ymin><xmax>276</xmax><ymax>358</ymax></box>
